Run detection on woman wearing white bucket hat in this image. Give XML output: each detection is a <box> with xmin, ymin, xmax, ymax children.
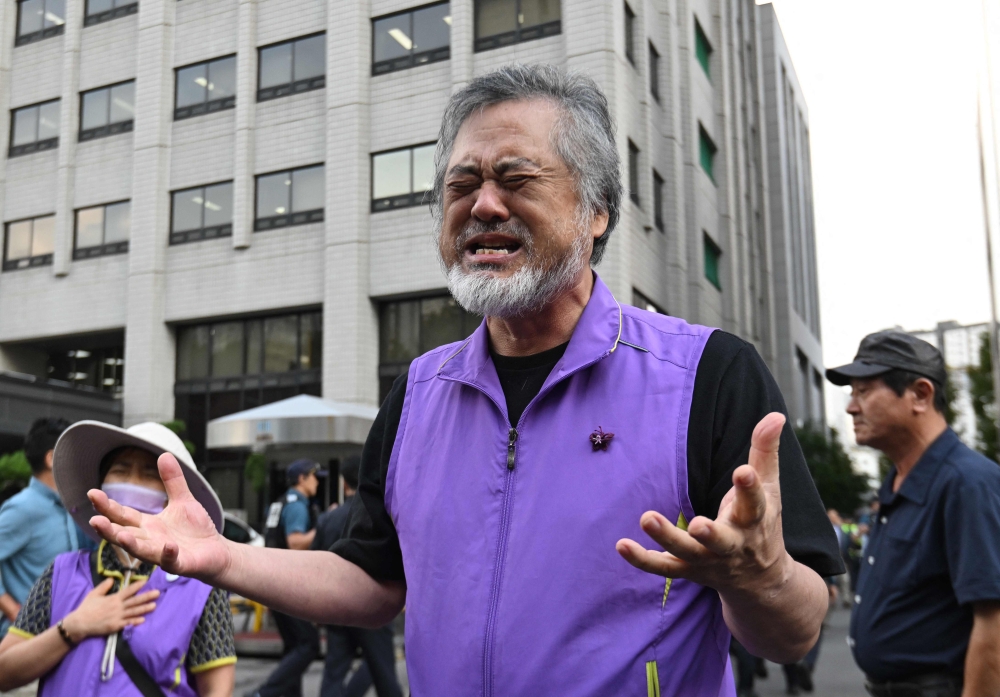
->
<box><xmin>0</xmin><ymin>421</ymin><xmax>236</xmax><ymax>697</ymax></box>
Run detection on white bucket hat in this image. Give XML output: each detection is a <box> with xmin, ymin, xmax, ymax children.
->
<box><xmin>53</xmin><ymin>421</ymin><xmax>224</xmax><ymax>542</ymax></box>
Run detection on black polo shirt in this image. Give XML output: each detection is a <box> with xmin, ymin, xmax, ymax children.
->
<box><xmin>850</xmin><ymin>428</ymin><xmax>1000</xmax><ymax>681</ymax></box>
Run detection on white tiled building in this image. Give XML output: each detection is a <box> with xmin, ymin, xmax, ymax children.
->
<box><xmin>0</xmin><ymin>0</ymin><xmax>823</xmax><ymax>517</ymax></box>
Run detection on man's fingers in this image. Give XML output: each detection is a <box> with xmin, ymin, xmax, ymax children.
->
<box><xmin>89</xmin><ymin>577</ymin><xmax>115</xmax><ymax>596</ymax></box>
<box><xmin>729</xmin><ymin>464</ymin><xmax>768</xmax><ymax>527</ymax></box>
<box><xmin>157</xmin><ymin>453</ymin><xmax>194</xmax><ymax>502</ymax></box>
<box><xmin>747</xmin><ymin>412</ymin><xmax>785</xmax><ymax>484</ymax></box>
<box><xmin>616</xmin><ymin>539</ymin><xmax>690</xmax><ymax>578</ymax></box>
<box><xmin>686</xmin><ymin>516</ymin><xmax>742</xmax><ymax>556</ymax></box>
<box><xmin>119</xmin><ymin>578</ymin><xmax>148</xmax><ymax>598</ymax></box>
<box><xmin>639</xmin><ymin>511</ymin><xmax>706</xmax><ymax>562</ymax></box>
<box><xmin>88</xmin><ymin>490</ymin><xmax>143</xmax><ymax>528</ymax></box>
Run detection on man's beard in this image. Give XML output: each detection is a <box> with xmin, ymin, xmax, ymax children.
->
<box><xmin>441</xmin><ymin>214</ymin><xmax>591</xmax><ymax>319</ymax></box>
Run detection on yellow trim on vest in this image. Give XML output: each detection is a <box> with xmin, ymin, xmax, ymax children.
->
<box><xmin>6</xmin><ymin>626</ymin><xmax>33</xmax><ymax>639</ymax></box>
<box><xmin>609</xmin><ymin>300</ymin><xmax>624</xmax><ymax>353</ymax></box>
<box><xmin>96</xmin><ymin>540</ymin><xmax>152</xmax><ymax>584</ymax></box>
<box><xmin>189</xmin><ymin>655</ymin><xmax>237</xmax><ymax>674</ymax></box>
<box><xmin>172</xmin><ymin>666</ymin><xmax>182</xmax><ymax>691</ymax></box>
<box><xmin>646</xmin><ymin>660</ymin><xmax>661</xmax><ymax>697</ymax></box>
<box><xmin>661</xmin><ymin>513</ymin><xmax>689</xmax><ymax>607</ymax></box>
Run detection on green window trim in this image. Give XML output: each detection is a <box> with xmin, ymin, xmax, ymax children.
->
<box><xmin>704</xmin><ymin>233</ymin><xmax>722</xmax><ymax>290</ymax></box>
<box><xmin>694</xmin><ymin>18</ymin><xmax>712</xmax><ymax>78</ymax></box>
<box><xmin>698</xmin><ymin>124</ymin><xmax>717</xmax><ymax>183</ymax></box>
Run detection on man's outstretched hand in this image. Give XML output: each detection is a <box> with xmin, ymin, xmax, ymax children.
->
<box><xmin>88</xmin><ymin>453</ymin><xmax>232</xmax><ymax>582</ymax></box>
<box><xmin>616</xmin><ymin>412</ymin><xmax>791</xmax><ymax>597</ymax></box>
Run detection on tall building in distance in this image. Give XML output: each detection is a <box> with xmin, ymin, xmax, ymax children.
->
<box><xmin>0</xmin><ymin>0</ymin><xmax>823</xmax><ymax>519</ymax></box>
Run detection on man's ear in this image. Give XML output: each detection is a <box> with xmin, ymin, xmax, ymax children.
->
<box><xmin>909</xmin><ymin>378</ymin><xmax>936</xmax><ymax>414</ymax></box>
<box><xmin>590</xmin><ymin>209</ymin><xmax>610</xmax><ymax>240</ymax></box>
<box><xmin>44</xmin><ymin>450</ymin><xmax>55</xmax><ymax>471</ymax></box>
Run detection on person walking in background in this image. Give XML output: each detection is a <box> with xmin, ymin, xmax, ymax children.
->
<box><xmin>828</xmin><ymin>331</ymin><xmax>1000</xmax><ymax>697</ymax></box>
<box><xmin>248</xmin><ymin>459</ymin><xmax>325</xmax><ymax>697</ymax></box>
<box><xmin>0</xmin><ymin>418</ymin><xmax>78</xmax><ymax>639</ymax></box>
<box><xmin>313</xmin><ymin>455</ymin><xmax>402</xmax><ymax>697</ymax></box>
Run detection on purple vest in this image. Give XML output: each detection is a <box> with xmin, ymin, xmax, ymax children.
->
<box><xmin>39</xmin><ymin>549</ymin><xmax>212</xmax><ymax>697</ymax></box>
<box><xmin>387</xmin><ymin>276</ymin><xmax>735</xmax><ymax>696</ymax></box>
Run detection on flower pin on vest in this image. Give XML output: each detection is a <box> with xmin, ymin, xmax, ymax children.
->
<box><xmin>590</xmin><ymin>427</ymin><xmax>614</xmax><ymax>451</ymax></box>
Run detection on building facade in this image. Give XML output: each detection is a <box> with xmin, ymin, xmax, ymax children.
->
<box><xmin>0</xmin><ymin>0</ymin><xmax>823</xmax><ymax>516</ymax></box>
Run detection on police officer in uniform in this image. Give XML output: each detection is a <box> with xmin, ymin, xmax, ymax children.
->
<box><xmin>248</xmin><ymin>459</ymin><xmax>325</xmax><ymax>697</ymax></box>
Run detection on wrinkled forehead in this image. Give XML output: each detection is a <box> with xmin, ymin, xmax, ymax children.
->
<box><xmin>448</xmin><ymin>98</ymin><xmax>563</xmax><ymax>171</ymax></box>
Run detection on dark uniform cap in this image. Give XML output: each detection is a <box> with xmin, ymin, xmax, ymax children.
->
<box><xmin>285</xmin><ymin>458</ymin><xmax>327</xmax><ymax>486</ymax></box>
<box><xmin>825</xmin><ymin>330</ymin><xmax>947</xmax><ymax>387</ymax></box>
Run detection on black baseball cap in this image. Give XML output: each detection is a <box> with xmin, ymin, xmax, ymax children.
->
<box><xmin>286</xmin><ymin>458</ymin><xmax>327</xmax><ymax>485</ymax></box>
<box><xmin>826</xmin><ymin>330</ymin><xmax>947</xmax><ymax>387</ymax></box>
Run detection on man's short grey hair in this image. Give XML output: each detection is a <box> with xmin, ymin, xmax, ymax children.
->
<box><xmin>429</xmin><ymin>63</ymin><xmax>623</xmax><ymax>265</ymax></box>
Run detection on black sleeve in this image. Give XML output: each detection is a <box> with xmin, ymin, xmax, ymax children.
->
<box><xmin>330</xmin><ymin>374</ymin><xmax>407</xmax><ymax>582</ymax></box>
<box><xmin>687</xmin><ymin>331</ymin><xmax>845</xmax><ymax>577</ymax></box>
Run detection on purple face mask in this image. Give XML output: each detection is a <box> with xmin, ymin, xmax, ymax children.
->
<box><xmin>101</xmin><ymin>482</ymin><xmax>168</xmax><ymax>515</ymax></box>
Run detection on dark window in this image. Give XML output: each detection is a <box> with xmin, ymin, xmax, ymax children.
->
<box><xmin>624</xmin><ymin>3</ymin><xmax>635</xmax><ymax>65</ymax></box>
<box><xmin>84</xmin><ymin>0</ymin><xmax>137</xmax><ymax>27</ymax></box>
<box><xmin>74</xmin><ymin>201</ymin><xmax>130</xmax><ymax>259</ymax></box>
<box><xmin>652</xmin><ymin>169</ymin><xmax>664</xmax><ymax>232</ymax></box>
<box><xmin>79</xmin><ymin>81</ymin><xmax>134</xmax><ymax>141</ymax></box>
<box><xmin>628</xmin><ymin>139</ymin><xmax>640</xmax><ymax>206</ymax></box>
<box><xmin>632</xmin><ymin>288</ymin><xmax>667</xmax><ymax>314</ymax></box>
<box><xmin>257</xmin><ymin>34</ymin><xmax>325</xmax><ymax>102</ymax></box>
<box><xmin>373</xmin><ymin>2</ymin><xmax>451</xmax><ymax>76</ymax></box>
<box><xmin>694</xmin><ymin>18</ymin><xmax>712</xmax><ymax>78</ymax></box>
<box><xmin>170</xmin><ymin>181</ymin><xmax>233</xmax><ymax>244</ymax></box>
<box><xmin>698</xmin><ymin>123</ymin><xmax>717</xmax><ymax>183</ymax></box>
<box><xmin>175</xmin><ymin>55</ymin><xmax>236</xmax><ymax>120</ymax></box>
<box><xmin>255</xmin><ymin>165</ymin><xmax>325</xmax><ymax>231</ymax></box>
<box><xmin>4</xmin><ymin>215</ymin><xmax>54</xmax><ymax>271</ymax></box>
<box><xmin>371</xmin><ymin>143</ymin><xmax>435</xmax><ymax>212</ymax></box>
<box><xmin>15</xmin><ymin>0</ymin><xmax>65</xmax><ymax>46</ymax></box>
<box><xmin>9</xmin><ymin>100</ymin><xmax>60</xmax><ymax>157</ymax></box>
<box><xmin>47</xmin><ymin>345</ymin><xmax>124</xmax><ymax>395</ymax></box>
<box><xmin>704</xmin><ymin>232</ymin><xmax>721</xmax><ymax>290</ymax></box>
<box><xmin>649</xmin><ymin>42</ymin><xmax>660</xmax><ymax>102</ymax></box>
<box><xmin>474</xmin><ymin>0</ymin><xmax>561</xmax><ymax>52</ymax></box>
<box><xmin>379</xmin><ymin>295</ymin><xmax>479</xmax><ymax>400</ymax></box>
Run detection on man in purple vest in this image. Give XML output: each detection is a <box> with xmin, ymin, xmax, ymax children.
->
<box><xmin>89</xmin><ymin>64</ymin><xmax>843</xmax><ymax>696</ymax></box>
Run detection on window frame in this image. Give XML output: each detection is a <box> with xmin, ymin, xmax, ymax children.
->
<box><xmin>15</xmin><ymin>0</ymin><xmax>66</xmax><ymax>46</ymax></box>
<box><xmin>371</xmin><ymin>1</ymin><xmax>451</xmax><ymax>76</ymax></box>
<box><xmin>73</xmin><ymin>200</ymin><xmax>130</xmax><ymax>260</ymax></box>
<box><xmin>78</xmin><ymin>80</ymin><xmax>135</xmax><ymax>142</ymax></box>
<box><xmin>624</xmin><ymin>2</ymin><xmax>636</xmax><ymax>65</ymax></box>
<box><xmin>370</xmin><ymin>141</ymin><xmax>437</xmax><ymax>212</ymax></box>
<box><xmin>627</xmin><ymin>139</ymin><xmax>640</xmax><ymax>206</ymax></box>
<box><xmin>9</xmin><ymin>99</ymin><xmax>60</xmax><ymax>157</ymax></box>
<box><xmin>170</xmin><ymin>180</ymin><xmax>235</xmax><ymax>245</ymax></box>
<box><xmin>256</xmin><ymin>33</ymin><xmax>327</xmax><ymax>103</ymax></box>
<box><xmin>473</xmin><ymin>0</ymin><xmax>562</xmax><ymax>53</ymax></box>
<box><xmin>698</xmin><ymin>123</ymin><xmax>717</xmax><ymax>184</ymax></box>
<box><xmin>174</xmin><ymin>55</ymin><xmax>237</xmax><ymax>121</ymax></box>
<box><xmin>694</xmin><ymin>17</ymin><xmax>712</xmax><ymax>79</ymax></box>
<box><xmin>703</xmin><ymin>232</ymin><xmax>722</xmax><ymax>290</ymax></box>
<box><xmin>649</xmin><ymin>41</ymin><xmax>660</xmax><ymax>102</ymax></box>
<box><xmin>83</xmin><ymin>0</ymin><xmax>138</xmax><ymax>27</ymax></box>
<box><xmin>652</xmin><ymin>169</ymin><xmax>664</xmax><ymax>232</ymax></box>
<box><xmin>253</xmin><ymin>164</ymin><xmax>326</xmax><ymax>232</ymax></box>
<box><xmin>3</xmin><ymin>214</ymin><xmax>55</xmax><ymax>271</ymax></box>
<box><xmin>632</xmin><ymin>288</ymin><xmax>667</xmax><ymax>315</ymax></box>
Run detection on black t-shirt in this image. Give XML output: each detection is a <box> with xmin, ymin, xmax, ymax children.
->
<box><xmin>330</xmin><ymin>330</ymin><xmax>844</xmax><ymax>581</ymax></box>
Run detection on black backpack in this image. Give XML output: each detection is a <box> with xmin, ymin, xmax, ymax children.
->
<box><xmin>263</xmin><ymin>497</ymin><xmax>288</xmax><ymax>549</ymax></box>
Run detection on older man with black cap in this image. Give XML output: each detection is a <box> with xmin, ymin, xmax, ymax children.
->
<box><xmin>827</xmin><ymin>330</ymin><xmax>1000</xmax><ymax>697</ymax></box>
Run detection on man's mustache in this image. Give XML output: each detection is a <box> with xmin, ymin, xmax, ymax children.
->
<box><xmin>453</xmin><ymin>219</ymin><xmax>534</xmax><ymax>256</ymax></box>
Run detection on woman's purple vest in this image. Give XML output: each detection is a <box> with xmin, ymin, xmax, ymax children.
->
<box><xmin>387</xmin><ymin>276</ymin><xmax>736</xmax><ymax>697</ymax></box>
<box><xmin>39</xmin><ymin>549</ymin><xmax>212</xmax><ymax>697</ymax></box>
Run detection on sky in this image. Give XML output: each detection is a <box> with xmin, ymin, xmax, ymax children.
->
<box><xmin>759</xmin><ymin>0</ymin><xmax>1000</xmax><ymax>376</ymax></box>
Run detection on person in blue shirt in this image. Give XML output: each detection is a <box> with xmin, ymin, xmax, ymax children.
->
<box><xmin>0</xmin><ymin>418</ymin><xmax>80</xmax><ymax>639</ymax></box>
<box><xmin>248</xmin><ymin>459</ymin><xmax>324</xmax><ymax>697</ymax></box>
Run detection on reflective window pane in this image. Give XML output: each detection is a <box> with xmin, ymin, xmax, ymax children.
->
<box><xmin>292</xmin><ymin>166</ymin><xmax>324</xmax><ymax>212</ymax></box>
<box><xmin>87</xmin><ymin>0</ymin><xmax>112</xmax><ymax>15</ymax></box>
<box><xmin>373</xmin><ymin>15</ymin><xmax>412</xmax><ymax>63</ymax></box>
<box><xmin>207</xmin><ymin>56</ymin><xmax>236</xmax><ymax>100</ymax></box>
<box><xmin>12</xmin><ymin>107</ymin><xmax>38</xmax><ymax>146</ymax></box>
<box><xmin>246</xmin><ymin>320</ymin><xmax>262</xmax><ymax>374</ymax></box>
<box><xmin>259</xmin><ymin>43</ymin><xmax>292</xmax><ymax>89</ymax></box>
<box><xmin>521</xmin><ymin>0</ymin><xmax>560</xmax><ymax>27</ymax></box>
<box><xmin>176</xmin><ymin>64</ymin><xmax>207</xmax><ymax>108</ymax></box>
<box><xmin>81</xmin><ymin>90</ymin><xmax>109</xmax><ymax>130</ymax></box>
<box><xmin>104</xmin><ymin>202</ymin><xmax>130</xmax><ymax>243</ymax></box>
<box><xmin>379</xmin><ymin>300</ymin><xmax>420</xmax><ymax>363</ymax></box>
<box><xmin>76</xmin><ymin>207</ymin><xmax>105</xmax><ymax>248</ymax></box>
<box><xmin>19</xmin><ymin>0</ymin><xmax>44</xmax><ymax>35</ymax></box>
<box><xmin>6</xmin><ymin>221</ymin><xmax>32</xmax><ymax>261</ymax></box>
<box><xmin>203</xmin><ymin>182</ymin><xmax>233</xmax><ymax>227</ymax></box>
<box><xmin>109</xmin><ymin>82</ymin><xmax>135</xmax><ymax>123</ymax></box>
<box><xmin>264</xmin><ymin>316</ymin><xmax>298</xmax><ymax>373</ymax></box>
<box><xmin>412</xmin><ymin>145</ymin><xmax>436</xmax><ymax>193</ymax></box>
<box><xmin>476</xmin><ymin>0</ymin><xmax>517</xmax><ymax>38</ymax></box>
<box><xmin>257</xmin><ymin>171</ymin><xmax>291</xmax><ymax>218</ymax></box>
<box><xmin>372</xmin><ymin>150</ymin><xmax>411</xmax><ymax>199</ymax></box>
<box><xmin>413</xmin><ymin>4</ymin><xmax>451</xmax><ymax>52</ymax></box>
<box><xmin>172</xmin><ymin>187</ymin><xmax>204</xmax><ymax>232</ymax></box>
<box><xmin>177</xmin><ymin>325</ymin><xmax>210</xmax><ymax>380</ymax></box>
<box><xmin>37</xmin><ymin>101</ymin><xmax>60</xmax><ymax>140</ymax></box>
<box><xmin>293</xmin><ymin>35</ymin><xmax>326</xmax><ymax>81</ymax></box>
<box><xmin>211</xmin><ymin>321</ymin><xmax>244</xmax><ymax>377</ymax></box>
<box><xmin>299</xmin><ymin>313</ymin><xmax>321</xmax><ymax>370</ymax></box>
<box><xmin>420</xmin><ymin>296</ymin><xmax>466</xmax><ymax>353</ymax></box>
<box><xmin>44</xmin><ymin>0</ymin><xmax>65</xmax><ymax>27</ymax></box>
<box><xmin>31</xmin><ymin>216</ymin><xmax>54</xmax><ymax>256</ymax></box>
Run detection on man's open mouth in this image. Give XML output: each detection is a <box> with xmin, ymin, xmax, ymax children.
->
<box><xmin>463</xmin><ymin>233</ymin><xmax>524</xmax><ymax>259</ymax></box>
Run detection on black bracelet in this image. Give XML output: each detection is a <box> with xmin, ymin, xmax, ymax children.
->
<box><xmin>56</xmin><ymin>619</ymin><xmax>77</xmax><ymax>648</ymax></box>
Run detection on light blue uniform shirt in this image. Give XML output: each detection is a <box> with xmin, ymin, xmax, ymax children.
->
<box><xmin>0</xmin><ymin>477</ymin><xmax>78</xmax><ymax>637</ymax></box>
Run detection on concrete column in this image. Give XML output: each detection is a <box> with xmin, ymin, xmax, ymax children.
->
<box><xmin>449</xmin><ymin>0</ymin><xmax>473</xmax><ymax>91</ymax></box>
<box><xmin>322</xmin><ymin>0</ymin><xmax>377</xmax><ymax>405</ymax></box>
<box><xmin>231</xmin><ymin>0</ymin><xmax>257</xmax><ymax>250</ymax></box>
<box><xmin>122</xmin><ymin>0</ymin><xmax>175</xmax><ymax>425</ymax></box>
<box><xmin>660</xmin><ymin>0</ymin><xmax>689</xmax><ymax>317</ymax></box>
<box><xmin>0</xmin><ymin>1</ymin><xmax>13</xmax><ymax>274</ymax></box>
<box><xmin>53</xmin><ymin>0</ymin><xmax>82</xmax><ymax>277</ymax></box>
